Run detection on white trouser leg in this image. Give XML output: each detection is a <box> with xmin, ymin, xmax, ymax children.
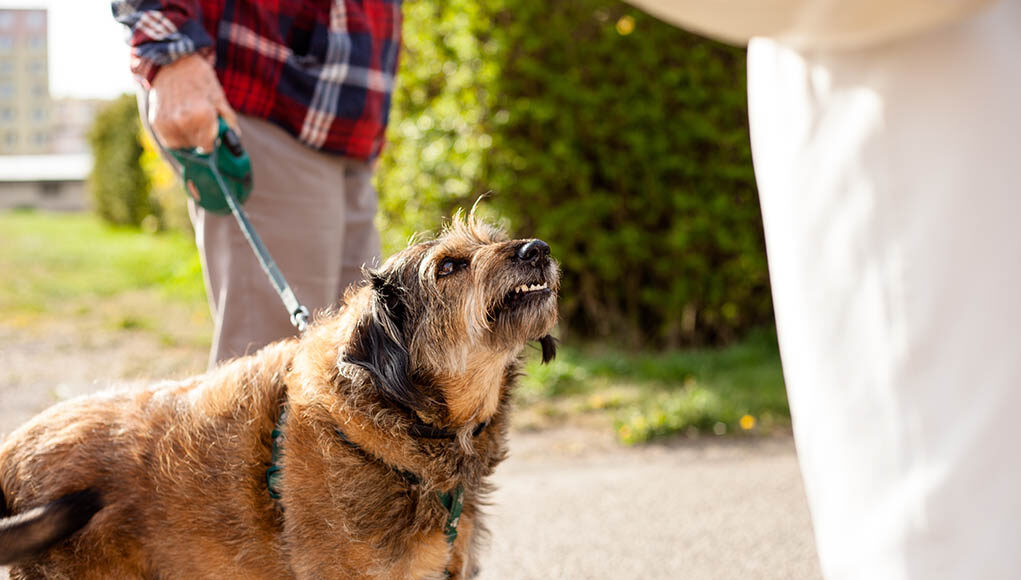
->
<box><xmin>748</xmin><ymin>2</ymin><xmax>1021</xmax><ymax>578</ymax></box>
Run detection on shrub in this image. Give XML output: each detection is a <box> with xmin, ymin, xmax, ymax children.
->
<box><xmin>87</xmin><ymin>94</ymin><xmax>153</xmax><ymax>228</ymax></box>
<box><xmin>140</xmin><ymin>131</ymin><xmax>192</xmax><ymax>233</ymax></box>
<box><xmin>378</xmin><ymin>0</ymin><xmax>771</xmax><ymax>347</ymax></box>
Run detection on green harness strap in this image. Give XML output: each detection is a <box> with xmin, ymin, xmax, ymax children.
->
<box><xmin>438</xmin><ymin>486</ymin><xmax>465</xmax><ymax>544</ymax></box>
<box><xmin>265</xmin><ymin>417</ymin><xmax>285</xmax><ymax>500</ymax></box>
<box><xmin>265</xmin><ymin>407</ymin><xmax>464</xmax><ymax>545</ymax></box>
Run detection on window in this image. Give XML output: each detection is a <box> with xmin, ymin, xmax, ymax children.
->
<box><xmin>0</xmin><ymin>60</ymin><xmax>11</xmax><ymax>74</ymax></box>
<box><xmin>0</xmin><ymin>37</ymin><xmax>13</xmax><ymax>53</ymax></box>
<box><xmin>0</xmin><ymin>83</ymin><xmax>13</xmax><ymax>98</ymax></box>
<box><xmin>5</xmin><ymin>131</ymin><xmax>17</xmax><ymax>145</ymax></box>
<box><xmin>27</xmin><ymin>36</ymin><xmax>45</xmax><ymax>50</ymax></box>
<box><xmin>25</xmin><ymin>12</ymin><xmax>44</xmax><ymax>30</ymax></box>
<box><xmin>1</xmin><ymin>107</ymin><xmax>14</xmax><ymax>121</ymax></box>
<box><xmin>31</xmin><ymin>85</ymin><xmax>46</xmax><ymax>97</ymax></box>
<box><xmin>0</xmin><ymin>13</ymin><xmax>13</xmax><ymax>29</ymax></box>
<box><xmin>31</xmin><ymin>108</ymin><xmax>45</xmax><ymax>121</ymax></box>
<box><xmin>27</xmin><ymin>60</ymin><xmax>45</xmax><ymax>74</ymax></box>
<box><xmin>31</xmin><ymin>132</ymin><xmax>48</xmax><ymax>145</ymax></box>
<box><xmin>40</xmin><ymin>182</ymin><xmax>63</xmax><ymax>197</ymax></box>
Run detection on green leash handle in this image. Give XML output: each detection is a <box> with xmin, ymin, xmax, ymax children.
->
<box><xmin>168</xmin><ymin>118</ymin><xmax>309</xmax><ymax>333</ymax></box>
<box><xmin>170</xmin><ymin>118</ymin><xmax>252</xmax><ymax>215</ymax></box>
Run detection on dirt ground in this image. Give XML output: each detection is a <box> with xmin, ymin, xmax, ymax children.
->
<box><xmin>0</xmin><ymin>322</ymin><xmax>822</xmax><ymax>579</ymax></box>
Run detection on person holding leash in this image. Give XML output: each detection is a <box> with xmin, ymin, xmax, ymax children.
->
<box><xmin>113</xmin><ymin>1</ymin><xmax>402</xmax><ymax>366</ymax></box>
<box><xmin>626</xmin><ymin>0</ymin><xmax>1020</xmax><ymax>578</ymax></box>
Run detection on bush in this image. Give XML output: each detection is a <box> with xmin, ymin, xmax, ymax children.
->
<box><xmin>87</xmin><ymin>95</ymin><xmax>153</xmax><ymax>228</ymax></box>
<box><xmin>86</xmin><ymin>95</ymin><xmax>192</xmax><ymax>232</ymax></box>
<box><xmin>140</xmin><ymin>131</ymin><xmax>192</xmax><ymax>233</ymax></box>
<box><xmin>378</xmin><ymin>0</ymin><xmax>771</xmax><ymax>347</ymax></box>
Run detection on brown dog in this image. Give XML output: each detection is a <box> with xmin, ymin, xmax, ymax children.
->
<box><xmin>0</xmin><ymin>215</ymin><xmax>559</xmax><ymax>579</ymax></box>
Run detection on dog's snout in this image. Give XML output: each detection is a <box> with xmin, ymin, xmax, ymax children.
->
<box><xmin>516</xmin><ymin>239</ymin><xmax>550</xmax><ymax>264</ymax></box>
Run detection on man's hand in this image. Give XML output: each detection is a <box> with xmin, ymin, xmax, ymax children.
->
<box><xmin>148</xmin><ymin>54</ymin><xmax>238</xmax><ymax>151</ymax></box>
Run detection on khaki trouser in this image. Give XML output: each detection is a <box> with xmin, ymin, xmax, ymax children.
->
<box><xmin>189</xmin><ymin>115</ymin><xmax>380</xmax><ymax>366</ymax></box>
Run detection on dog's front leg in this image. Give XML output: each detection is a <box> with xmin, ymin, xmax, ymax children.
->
<box><xmin>444</xmin><ymin>513</ymin><xmax>480</xmax><ymax>580</ymax></box>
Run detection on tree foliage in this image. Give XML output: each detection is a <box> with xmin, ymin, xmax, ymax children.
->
<box><xmin>378</xmin><ymin>0</ymin><xmax>771</xmax><ymax>346</ymax></box>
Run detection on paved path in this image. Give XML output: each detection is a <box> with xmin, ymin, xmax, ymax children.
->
<box><xmin>477</xmin><ymin>429</ymin><xmax>821</xmax><ymax>580</ymax></box>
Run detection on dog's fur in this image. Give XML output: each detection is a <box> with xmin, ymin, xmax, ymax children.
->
<box><xmin>0</xmin><ymin>215</ymin><xmax>559</xmax><ymax>579</ymax></box>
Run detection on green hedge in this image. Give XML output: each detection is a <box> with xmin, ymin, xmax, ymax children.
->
<box><xmin>87</xmin><ymin>95</ymin><xmax>154</xmax><ymax>228</ymax></box>
<box><xmin>378</xmin><ymin>0</ymin><xmax>771</xmax><ymax>347</ymax></box>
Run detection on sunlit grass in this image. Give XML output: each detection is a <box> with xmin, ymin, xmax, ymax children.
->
<box><xmin>519</xmin><ymin>328</ymin><xmax>789</xmax><ymax>443</ymax></box>
<box><xmin>0</xmin><ymin>210</ymin><xmax>210</xmax><ymax>346</ymax></box>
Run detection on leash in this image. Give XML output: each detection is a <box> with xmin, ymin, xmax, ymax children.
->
<box><xmin>163</xmin><ymin>117</ymin><xmax>462</xmax><ymax>567</ymax></box>
<box><xmin>155</xmin><ymin>117</ymin><xmax>465</xmax><ymax>568</ymax></box>
<box><xmin>163</xmin><ymin>118</ymin><xmax>310</xmax><ymax>332</ymax></box>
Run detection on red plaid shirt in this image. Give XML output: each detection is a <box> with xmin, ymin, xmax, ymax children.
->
<box><xmin>113</xmin><ymin>0</ymin><xmax>402</xmax><ymax>160</ymax></box>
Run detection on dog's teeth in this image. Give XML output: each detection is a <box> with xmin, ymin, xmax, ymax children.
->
<box><xmin>513</xmin><ymin>283</ymin><xmax>548</xmax><ymax>295</ymax></box>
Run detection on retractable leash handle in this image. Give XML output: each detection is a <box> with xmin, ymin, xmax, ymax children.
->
<box><xmin>169</xmin><ymin>119</ymin><xmax>310</xmax><ymax>333</ymax></box>
<box><xmin>171</xmin><ymin>118</ymin><xmax>253</xmax><ymax>214</ymax></box>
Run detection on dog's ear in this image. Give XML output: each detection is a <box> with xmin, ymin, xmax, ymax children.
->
<box><xmin>539</xmin><ymin>334</ymin><xmax>557</xmax><ymax>364</ymax></box>
<box><xmin>344</xmin><ymin>271</ymin><xmax>422</xmax><ymax>410</ymax></box>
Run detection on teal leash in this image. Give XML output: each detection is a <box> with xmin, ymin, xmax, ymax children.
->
<box><xmin>164</xmin><ymin>118</ymin><xmax>310</xmax><ymax>333</ymax></box>
<box><xmin>208</xmin><ymin>164</ymin><xmax>309</xmax><ymax>332</ymax></box>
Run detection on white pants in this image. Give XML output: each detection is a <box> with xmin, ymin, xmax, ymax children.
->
<box><xmin>748</xmin><ymin>2</ymin><xmax>1021</xmax><ymax>578</ymax></box>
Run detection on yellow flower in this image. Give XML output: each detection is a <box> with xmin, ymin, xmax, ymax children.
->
<box><xmin>616</xmin><ymin>15</ymin><xmax>635</xmax><ymax>36</ymax></box>
<box><xmin>739</xmin><ymin>414</ymin><xmax>756</xmax><ymax>430</ymax></box>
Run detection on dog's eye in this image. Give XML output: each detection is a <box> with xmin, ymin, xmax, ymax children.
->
<box><xmin>437</xmin><ymin>258</ymin><xmax>466</xmax><ymax>278</ymax></box>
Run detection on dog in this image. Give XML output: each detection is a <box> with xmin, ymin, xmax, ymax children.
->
<box><xmin>0</xmin><ymin>214</ymin><xmax>559</xmax><ymax>579</ymax></box>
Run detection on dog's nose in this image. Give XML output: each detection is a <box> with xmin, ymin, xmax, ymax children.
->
<box><xmin>516</xmin><ymin>239</ymin><xmax>550</xmax><ymax>264</ymax></box>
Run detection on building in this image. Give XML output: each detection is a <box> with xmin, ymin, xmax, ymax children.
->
<box><xmin>0</xmin><ymin>152</ymin><xmax>90</xmax><ymax>211</ymax></box>
<box><xmin>51</xmin><ymin>97</ymin><xmax>107</xmax><ymax>154</ymax></box>
<box><xmin>0</xmin><ymin>8</ymin><xmax>52</xmax><ymax>155</ymax></box>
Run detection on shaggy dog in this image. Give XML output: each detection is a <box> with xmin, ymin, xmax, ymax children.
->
<box><xmin>0</xmin><ymin>215</ymin><xmax>559</xmax><ymax>579</ymax></box>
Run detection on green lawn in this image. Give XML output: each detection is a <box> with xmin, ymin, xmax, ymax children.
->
<box><xmin>0</xmin><ymin>210</ymin><xmax>789</xmax><ymax>443</ymax></box>
<box><xmin>518</xmin><ymin>328</ymin><xmax>789</xmax><ymax>443</ymax></box>
<box><xmin>0</xmin><ymin>210</ymin><xmax>210</xmax><ymax>346</ymax></box>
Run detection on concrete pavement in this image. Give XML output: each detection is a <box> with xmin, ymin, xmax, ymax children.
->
<box><xmin>477</xmin><ymin>429</ymin><xmax>821</xmax><ymax>580</ymax></box>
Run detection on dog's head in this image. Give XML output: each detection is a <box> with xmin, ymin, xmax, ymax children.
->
<box><xmin>343</xmin><ymin>214</ymin><xmax>559</xmax><ymax>425</ymax></box>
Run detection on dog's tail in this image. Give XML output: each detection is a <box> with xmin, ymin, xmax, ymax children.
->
<box><xmin>0</xmin><ymin>487</ymin><xmax>103</xmax><ymax>565</ymax></box>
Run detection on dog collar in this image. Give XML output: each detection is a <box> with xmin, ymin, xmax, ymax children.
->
<box><xmin>409</xmin><ymin>419</ymin><xmax>489</xmax><ymax>439</ymax></box>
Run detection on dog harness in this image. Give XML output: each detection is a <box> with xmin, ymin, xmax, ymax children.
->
<box><xmin>265</xmin><ymin>406</ymin><xmax>466</xmax><ymax>545</ymax></box>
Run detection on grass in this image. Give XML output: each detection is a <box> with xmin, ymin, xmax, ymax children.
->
<box><xmin>0</xmin><ymin>209</ymin><xmax>210</xmax><ymax>346</ymax></box>
<box><xmin>518</xmin><ymin>328</ymin><xmax>790</xmax><ymax>444</ymax></box>
<box><xmin>0</xmin><ymin>210</ymin><xmax>789</xmax><ymax>443</ymax></box>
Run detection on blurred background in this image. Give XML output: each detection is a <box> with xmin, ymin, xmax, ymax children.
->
<box><xmin>0</xmin><ymin>0</ymin><xmax>786</xmax><ymax>446</ymax></box>
<box><xmin>0</xmin><ymin>3</ymin><xmax>823</xmax><ymax>577</ymax></box>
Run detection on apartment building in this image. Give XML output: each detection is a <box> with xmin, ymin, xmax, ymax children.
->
<box><xmin>0</xmin><ymin>8</ymin><xmax>52</xmax><ymax>155</ymax></box>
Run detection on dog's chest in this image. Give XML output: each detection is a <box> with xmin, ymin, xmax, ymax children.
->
<box><xmin>404</xmin><ymin>529</ymin><xmax>456</xmax><ymax>579</ymax></box>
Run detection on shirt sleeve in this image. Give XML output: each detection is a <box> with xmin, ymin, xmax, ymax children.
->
<box><xmin>625</xmin><ymin>0</ymin><xmax>996</xmax><ymax>51</ymax></box>
<box><xmin>112</xmin><ymin>0</ymin><xmax>213</xmax><ymax>84</ymax></box>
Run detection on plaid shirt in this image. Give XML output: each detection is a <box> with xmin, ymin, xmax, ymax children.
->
<box><xmin>113</xmin><ymin>0</ymin><xmax>402</xmax><ymax>160</ymax></box>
